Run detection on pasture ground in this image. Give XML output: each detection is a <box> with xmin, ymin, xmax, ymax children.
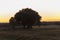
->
<box><xmin>0</xmin><ymin>25</ymin><xmax>60</xmax><ymax>40</ymax></box>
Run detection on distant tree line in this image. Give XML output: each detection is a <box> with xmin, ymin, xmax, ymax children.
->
<box><xmin>41</xmin><ymin>21</ymin><xmax>60</xmax><ymax>25</ymax></box>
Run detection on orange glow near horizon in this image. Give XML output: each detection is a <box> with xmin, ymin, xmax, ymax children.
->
<box><xmin>0</xmin><ymin>16</ymin><xmax>60</xmax><ymax>23</ymax></box>
<box><xmin>41</xmin><ymin>17</ymin><xmax>60</xmax><ymax>22</ymax></box>
<box><xmin>0</xmin><ymin>17</ymin><xmax>10</xmax><ymax>23</ymax></box>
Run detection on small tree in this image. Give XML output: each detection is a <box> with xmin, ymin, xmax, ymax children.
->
<box><xmin>9</xmin><ymin>17</ymin><xmax>16</xmax><ymax>29</ymax></box>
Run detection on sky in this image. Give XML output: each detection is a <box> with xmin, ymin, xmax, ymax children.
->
<box><xmin>0</xmin><ymin>0</ymin><xmax>60</xmax><ymax>23</ymax></box>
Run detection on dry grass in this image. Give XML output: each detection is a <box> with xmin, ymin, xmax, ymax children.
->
<box><xmin>0</xmin><ymin>25</ymin><xmax>60</xmax><ymax>40</ymax></box>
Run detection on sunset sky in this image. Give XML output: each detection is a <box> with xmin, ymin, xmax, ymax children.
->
<box><xmin>0</xmin><ymin>0</ymin><xmax>60</xmax><ymax>23</ymax></box>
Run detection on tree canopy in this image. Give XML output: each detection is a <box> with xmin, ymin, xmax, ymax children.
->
<box><xmin>9</xmin><ymin>8</ymin><xmax>42</xmax><ymax>29</ymax></box>
<box><xmin>14</xmin><ymin>8</ymin><xmax>41</xmax><ymax>26</ymax></box>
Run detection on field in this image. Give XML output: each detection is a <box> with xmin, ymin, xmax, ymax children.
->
<box><xmin>0</xmin><ymin>25</ymin><xmax>60</xmax><ymax>40</ymax></box>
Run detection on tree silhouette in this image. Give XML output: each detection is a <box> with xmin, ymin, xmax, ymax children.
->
<box><xmin>9</xmin><ymin>17</ymin><xmax>21</xmax><ymax>29</ymax></box>
<box><xmin>9</xmin><ymin>17</ymin><xmax>16</xmax><ymax>29</ymax></box>
<box><xmin>14</xmin><ymin>8</ymin><xmax>41</xmax><ymax>29</ymax></box>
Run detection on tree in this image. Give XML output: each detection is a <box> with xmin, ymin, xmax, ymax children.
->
<box><xmin>9</xmin><ymin>17</ymin><xmax>16</xmax><ymax>29</ymax></box>
<box><xmin>14</xmin><ymin>8</ymin><xmax>41</xmax><ymax>29</ymax></box>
